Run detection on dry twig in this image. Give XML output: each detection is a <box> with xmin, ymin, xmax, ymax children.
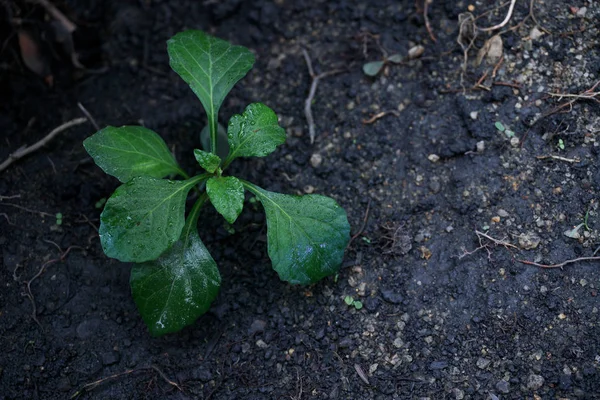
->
<box><xmin>24</xmin><ymin>244</ymin><xmax>82</xmax><ymax>328</ymax></box>
<box><xmin>0</xmin><ymin>117</ymin><xmax>87</xmax><ymax>173</ymax></box>
<box><xmin>348</xmin><ymin>198</ymin><xmax>371</xmax><ymax>248</ymax></box>
<box><xmin>518</xmin><ymin>257</ymin><xmax>600</xmax><ymax>269</ymax></box>
<box><xmin>535</xmin><ymin>155</ymin><xmax>580</xmax><ymax>163</ymax></box>
<box><xmin>362</xmin><ymin>110</ymin><xmax>400</xmax><ymax>124</ymax></box>
<box><xmin>479</xmin><ymin>0</ymin><xmax>517</xmax><ymax>32</ymax></box>
<box><xmin>302</xmin><ymin>49</ymin><xmax>344</xmax><ymax>144</ymax></box>
<box><xmin>71</xmin><ymin>365</ymin><xmax>183</xmax><ymax>399</ymax></box>
<box><xmin>459</xmin><ymin>230</ymin><xmax>517</xmax><ymax>260</ymax></box>
<box><xmin>77</xmin><ymin>102</ymin><xmax>100</xmax><ymax>131</ymax></box>
<box><xmin>423</xmin><ymin>0</ymin><xmax>437</xmax><ymax>42</ymax></box>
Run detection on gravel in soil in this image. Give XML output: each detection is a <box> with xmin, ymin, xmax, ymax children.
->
<box><xmin>1</xmin><ymin>1</ymin><xmax>599</xmax><ymax>399</ymax></box>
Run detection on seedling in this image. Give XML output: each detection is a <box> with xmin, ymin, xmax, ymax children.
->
<box><xmin>557</xmin><ymin>138</ymin><xmax>565</xmax><ymax>150</ymax></box>
<box><xmin>344</xmin><ymin>295</ymin><xmax>363</xmax><ymax>310</ymax></box>
<box><xmin>494</xmin><ymin>121</ymin><xmax>515</xmax><ymax>138</ymax></box>
<box><xmin>83</xmin><ymin>31</ymin><xmax>350</xmax><ymax>336</ymax></box>
<box><xmin>55</xmin><ymin>212</ymin><xmax>63</xmax><ymax>226</ymax></box>
<box><xmin>362</xmin><ymin>54</ymin><xmax>403</xmax><ymax>77</ymax></box>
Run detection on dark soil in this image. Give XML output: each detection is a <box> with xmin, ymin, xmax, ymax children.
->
<box><xmin>2</xmin><ymin>0</ymin><xmax>600</xmax><ymax>399</ymax></box>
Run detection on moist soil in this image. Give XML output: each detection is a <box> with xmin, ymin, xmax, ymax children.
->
<box><xmin>1</xmin><ymin>1</ymin><xmax>600</xmax><ymax>399</ymax></box>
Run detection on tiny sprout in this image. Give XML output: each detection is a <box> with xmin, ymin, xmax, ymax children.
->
<box><xmin>55</xmin><ymin>212</ymin><xmax>63</xmax><ymax>226</ymax></box>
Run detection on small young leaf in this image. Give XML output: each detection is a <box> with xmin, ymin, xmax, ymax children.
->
<box><xmin>206</xmin><ymin>176</ymin><xmax>244</xmax><ymax>224</ymax></box>
<box><xmin>362</xmin><ymin>61</ymin><xmax>384</xmax><ymax>76</ymax></box>
<box><xmin>167</xmin><ymin>30</ymin><xmax>255</xmax><ymax>124</ymax></box>
<box><xmin>225</xmin><ymin>103</ymin><xmax>286</xmax><ymax>165</ymax></box>
<box><xmin>244</xmin><ymin>183</ymin><xmax>350</xmax><ymax>285</ymax></box>
<box><xmin>387</xmin><ymin>54</ymin><xmax>403</xmax><ymax>63</ymax></box>
<box><xmin>494</xmin><ymin>121</ymin><xmax>505</xmax><ymax>132</ymax></box>
<box><xmin>130</xmin><ymin>199</ymin><xmax>220</xmax><ymax>336</ymax></box>
<box><xmin>83</xmin><ymin>126</ymin><xmax>183</xmax><ymax>183</ymax></box>
<box><xmin>99</xmin><ymin>175</ymin><xmax>204</xmax><ymax>262</ymax></box>
<box><xmin>344</xmin><ymin>295</ymin><xmax>354</xmax><ymax>306</ymax></box>
<box><xmin>194</xmin><ymin>149</ymin><xmax>221</xmax><ymax>173</ymax></box>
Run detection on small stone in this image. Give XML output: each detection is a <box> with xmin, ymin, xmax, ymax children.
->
<box><xmin>576</xmin><ymin>7</ymin><xmax>587</xmax><ymax>17</ymax></box>
<box><xmin>249</xmin><ymin>319</ymin><xmax>267</xmax><ymax>335</ymax></box>
<box><xmin>476</xmin><ymin>141</ymin><xmax>485</xmax><ymax>153</ymax></box>
<box><xmin>518</xmin><ymin>232</ymin><xmax>541</xmax><ymax>249</ymax></box>
<box><xmin>510</xmin><ymin>136</ymin><xmax>520</xmax><ymax>147</ymax></box>
<box><xmin>527</xmin><ymin>374</ymin><xmax>544</xmax><ymax>390</ymax></box>
<box><xmin>497</xmin><ymin>209</ymin><xmax>509</xmax><ymax>217</ymax></box>
<box><xmin>310</xmin><ymin>153</ymin><xmax>323</xmax><ymax>168</ymax></box>
<box><xmin>303</xmin><ymin>185</ymin><xmax>315</xmax><ymax>194</ymax></box>
<box><xmin>452</xmin><ymin>388</ymin><xmax>465</xmax><ymax>399</ymax></box>
<box><xmin>491</xmin><ymin>216</ymin><xmax>500</xmax><ymax>223</ymax></box>
<box><xmin>428</xmin><ymin>154</ymin><xmax>440</xmax><ymax>162</ymax></box>
<box><xmin>470</xmin><ymin>111</ymin><xmax>479</xmax><ymax>120</ymax></box>
<box><xmin>477</xmin><ymin>358</ymin><xmax>491</xmax><ymax>369</ymax></box>
<box><xmin>580</xmin><ymin>279</ymin><xmax>588</xmax><ymax>287</ymax></box>
<box><xmin>529</xmin><ymin>26</ymin><xmax>543</xmax><ymax>40</ymax></box>
<box><xmin>496</xmin><ymin>379</ymin><xmax>510</xmax><ymax>393</ymax></box>
<box><xmin>256</xmin><ymin>339</ymin><xmax>268</xmax><ymax>349</ymax></box>
<box><xmin>393</xmin><ymin>338</ymin><xmax>404</xmax><ymax>348</ymax></box>
<box><xmin>408</xmin><ymin>45</ymin><xmax>425</xmax><ymax>59</ymax></box>
<box><xmin>429</xmin><ymin>361</ymin><xmax>448</xmax><ymax>370</ymax></box>
<box><xmin>446</xmin><ymin>226</ymin><xmax>454</xmax><ymax>233</ymax></box>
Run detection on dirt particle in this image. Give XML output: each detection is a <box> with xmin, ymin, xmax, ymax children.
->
<box><xmin>310</xmin><ymin>153</ymin><xmax>322</xmax><ymax>168</ymax></box>
<box><xmin>518</xmin><ymin>232</ymin><xmax>541</xmax><ymax>249</ymax></box>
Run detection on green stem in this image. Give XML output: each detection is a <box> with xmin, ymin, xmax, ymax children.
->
<box><xmin>208</xmin><ymin>113</ymin><xmax>217</xmax><ymax>155</ymax></box>
<box><xmin>181</xmin><ymin>193</ymin><xmax>209</xmax><ymax>245</ymax></box>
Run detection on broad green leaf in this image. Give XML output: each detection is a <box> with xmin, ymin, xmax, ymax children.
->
<box><xmin>130</xmin><ymin>198</ymin><xmax>220</xmax><ymax>336</ymax></box>
<box><xmin>167</xmin><ymin>30</ymin><xmax>255</xmax><ymax>124</ymax></box>
<box><xmin>244</xmin><ymin>183</ymin><xmax>350</xmax><ymax>285</ymax></box>
<box><xmin>194</xmin><ymin>149</ymin><xmax>221</xmax><ymax>173</ymax></box>
<box><xmin>206</xmin><ymin>176</ymin><xmax>244</xmax><ymax>224</ymax></box>
<box><xmin>83</xmin><ymin>126</ymin><xmax>183</xmax><ymax>183</ymax></box>
<box><xmin>363</xmin><ymin>61</ymin><xmax>384</xmax><ymax>76</ymax></box>
<box><xmin>99</xmin><ymin>175</ymin><xmax>204</xmax><ymax>262</ymax></box>
<box><xmin>225</xmin><ymin>103</ymin><xmax>286</xmax><ymax>165</ymax></box>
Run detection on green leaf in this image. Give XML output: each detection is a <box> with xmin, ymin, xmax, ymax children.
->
<box><xmin>494</xmin><ymin>121</ymin><xmax>505</xmax><ymax>132</ymax></box>
<box><xmin>194</xmin><ymin>149</ymin><xmax>221</xmax><ymax>173</ymax></box>
<box><xmin>130</xmin><ymin>198</ymin><xmax>220</xmax><ymax>336</ymax></box>
<box><xmin>206</xmin><ymin>176</ymin><xmax>244</xmax><ymax>224</ymax></box>
<box><xmin>167</xmin><ymin>30</ymin><xmax>255</xmax><ymax>130</ymax></box>
<box><xmin>83</xmin><ymin>126</ymin><xmax>183</xmax><ymax>183</ymax></box>
<box><xmin>387</xmin><ymin>54</ymin><xmax>403</xmax><ymax>63</ymax></box>
<box><xmin>244</xmin><ymin>182</ymin><xmax>350</xmax><ymax>285</ymax></box>
<box><xmin>344</xmin><ymin>295</ymin><xmax>354</xmax><ymax>306</ymax></box>
<box><xmin>224</xmin><ymin>103</ymin><xmax>286</xmax><ymax>166</ymax></box>
<box><xmin>363</xmin><ymin>61</ymin><xmax>384</xmax><ymax>76</ymax></box>
<box><xmin>99</xmin><ymin>175</ymin><xmax>204</xmax><ymax>262</ymax></box>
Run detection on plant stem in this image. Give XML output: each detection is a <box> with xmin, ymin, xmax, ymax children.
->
<box><xmin>208</xmin><ymin>113</ymin><xmax>218</xmax><ymax>155</ymax></box>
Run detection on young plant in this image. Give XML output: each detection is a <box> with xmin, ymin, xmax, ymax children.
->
<box><xmin>362</xmin><ymin>53</ymin><xmax>403</xmax><ymax>77</ymax></box>
<box><xmin>83</xmin><ymin>30</ymin><xmax>350</xmax><ymax>336</ymax></box>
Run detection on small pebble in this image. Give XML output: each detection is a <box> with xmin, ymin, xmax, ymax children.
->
<box><xmin>428</xmin><ymin>154</ymin><xmax>440</xmax><ymax>162</ymax></box>
<box><xmin>310</xmin><ymin>153</ymin><xmax>323</xmax><ymax>168</ymax></box>
<box><xmin>527</xmin><ymin>374</ymin><xmax>544</xmax><ymax>390</ymax></box>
